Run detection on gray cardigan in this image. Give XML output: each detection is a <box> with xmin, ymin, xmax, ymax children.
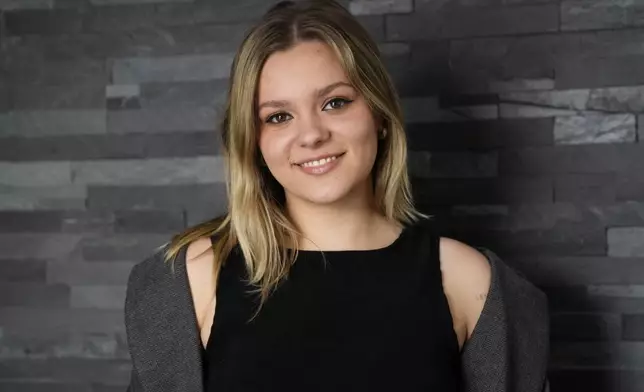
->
<box><xmin>124</xmin><ymin>246</ymin><xmax>550</xmax><ymax>392</ymax></box>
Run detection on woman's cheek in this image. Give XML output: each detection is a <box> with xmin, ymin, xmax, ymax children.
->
<box><xmin>261</xmin><ymin>130</ymin><xmax>294</xmax><ymax>167</ymax></box>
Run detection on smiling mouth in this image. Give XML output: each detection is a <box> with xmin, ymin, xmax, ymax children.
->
<box><xmin>294</xmin><ymin>152</ymin><xmax>346</xmax><ymax>168</ymax></box>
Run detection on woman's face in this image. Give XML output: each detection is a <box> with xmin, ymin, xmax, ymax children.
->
<box><xmin>257</xmin><ymin>40</ymin><xmax>380</xmax><ymax>207</ymax></box>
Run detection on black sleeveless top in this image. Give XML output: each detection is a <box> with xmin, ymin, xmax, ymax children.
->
<box><xmin>202</xmin><ymin>220</ymin><xmax>462</xmax><ymax>391</ymax></box>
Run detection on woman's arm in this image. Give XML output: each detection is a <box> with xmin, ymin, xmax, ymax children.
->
<box><xmin>185</xmin><ymin>237</ymin><xmax>218</xmax><ymax>349</ymax></box>
<box><xmin>124</xmin><ymin>243</ymin><xmax>212</xmax><ymax>391</ymax></box>
<box><xmin>439</xmin><ymin>237</ymin><xmax>492</xmax><ymax>349</ymax></box>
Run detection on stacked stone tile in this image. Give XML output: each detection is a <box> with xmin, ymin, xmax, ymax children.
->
<box><xmin>1</xmin><ymin>0</ymin><xmax>644</xmax><ymax>390</ymax></box>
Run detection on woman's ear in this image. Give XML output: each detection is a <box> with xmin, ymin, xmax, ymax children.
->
<box><xmin>376</xmin><ymin>117</ymin><xmax>388</xmax><ymax>139</ymax></box>
<box><xmin>379</xmin><ymin>116</ymin><xmax>388</xmax><ymax>132</ymax></box>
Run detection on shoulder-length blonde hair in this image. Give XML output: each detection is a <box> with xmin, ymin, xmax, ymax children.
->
<box><xmin>165</xmin><ymin>0</ymin><xmax>423</xmax><ymax>304</ymax></box>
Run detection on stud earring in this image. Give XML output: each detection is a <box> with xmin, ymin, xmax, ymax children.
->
<box><xmin>379</xmin><ymin>127</ymin><xmax>388</xmax><ymax>139</ymax></box>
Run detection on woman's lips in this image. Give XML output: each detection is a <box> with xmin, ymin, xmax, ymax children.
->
<box><xmin>296</xmin><ymin>152</ymin><xmax>345</xmax><ymax>175</ymax></box>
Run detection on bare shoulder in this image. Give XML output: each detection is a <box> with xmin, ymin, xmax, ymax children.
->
<box><xmin>186</xmin><ymin>236</ymin><xmax>217</xmax><ymax>287</ymax></box>
<box><xmin>185</xmin><ymin>237</ymin><xmax>217</xmax><ymax>338</ymax></box>
<box><xmin>186</xmin><ymin>236</ymin><xmax>215</xmax><ymax>265</ymax></box>
<box><xmin>439</xmin><ymin>237</ymin><xmax>492</xmax><ymax>340</ymax></box>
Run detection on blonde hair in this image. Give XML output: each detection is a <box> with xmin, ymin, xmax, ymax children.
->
<box><xmin>164</xmin><ymin>0</ymin><xmax>423</xmax><ymax>305</ymax></box>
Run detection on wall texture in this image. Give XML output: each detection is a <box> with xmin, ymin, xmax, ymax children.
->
<box><xmin>1</xmin><ymin>0</ymin><xmax>644</xmax><ymax>390</ymax></box>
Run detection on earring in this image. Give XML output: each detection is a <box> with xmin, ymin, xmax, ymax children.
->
<box><xmin>379</xmin><ymin>127</ymin><xmax>388</xmax><ymax>139</ymax></box>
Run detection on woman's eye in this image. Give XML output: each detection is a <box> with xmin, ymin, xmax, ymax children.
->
<box><xmin>323</xmin><ymin>98</ymin><xmax>353</xmax><ymax>111</ymax></box>
<box><xmin>266</xmin><ymin>113</ymin><xmax>292</xmax><ymax>124</ymax></box>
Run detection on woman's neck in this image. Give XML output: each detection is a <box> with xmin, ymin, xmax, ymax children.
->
<box><xmin>285</xmin><ymin>196</ymin><xmax>401</xmax><ymax>251</ymax></box>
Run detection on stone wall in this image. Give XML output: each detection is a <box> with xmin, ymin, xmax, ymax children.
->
<box><xmin>1</xmin><ymin>0</ymin><xmax>644</xmax><ymax>390</ymax></box>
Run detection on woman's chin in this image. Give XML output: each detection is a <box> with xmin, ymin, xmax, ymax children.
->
<box><xmin>286</xmin><ymin>181</ymin><xmax>371</xmax><ymax>207</ymax></box>
<box><xmin>286</xmin><ymin>187</ymin><xmax>352</xmax><ymax>206</ymax></box>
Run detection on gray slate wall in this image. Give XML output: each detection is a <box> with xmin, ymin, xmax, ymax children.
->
<box><xmin>1</xmin><ymin>0</ymin><xmax>643</xmax><ymax>390</ymax></box>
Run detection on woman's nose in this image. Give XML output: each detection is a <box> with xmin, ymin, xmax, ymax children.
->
<box><xmin>297</xmin><ymin>115</ymin><xmax>331</xmax><ymax>148</ymax></box>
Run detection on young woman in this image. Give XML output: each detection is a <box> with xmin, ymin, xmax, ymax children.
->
<box><xmin>124</xmin><ymin>1</ymin><xmax>550</xmax><ymax>391</ymax></box>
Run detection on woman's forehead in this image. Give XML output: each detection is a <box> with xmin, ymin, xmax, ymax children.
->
<box><xmin>257</xmin><ymin>41</ymin><xmax>350</xmax><ymax>101</ymax></box>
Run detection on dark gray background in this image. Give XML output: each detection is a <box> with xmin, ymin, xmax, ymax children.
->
<box><xmin>1</xmin><ymin>0</ymin><xmax>644</xmax><ymax>390</ymax></box>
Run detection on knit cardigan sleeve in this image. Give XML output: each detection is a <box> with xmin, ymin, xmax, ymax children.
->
<box><xmin>460</xmin><ymin>249</ymin><xmax>550</xmax><ymax>392</ymax></box>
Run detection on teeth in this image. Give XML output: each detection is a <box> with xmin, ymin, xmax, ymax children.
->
<box><xmin>301</xmin><ymin>155</ymin><xmax>338</xmax><ymax>168</ymax></box>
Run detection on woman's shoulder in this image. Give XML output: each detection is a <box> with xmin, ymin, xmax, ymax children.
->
<box><xmin>126</xmin><ymin>235</ymin><xmax>216</xmax><ymax>286</ymax></box>
<box><xmin>124</xmin><ymin>235</ymin><xmax>218</xmax><ymax>326</ymax></box>
<box><xmin>406</xmin><ymin>217</ymin><xmax>491</xmax><ymax>273</ymax></box>
<box><xmin>437</xmin><ymin>236</ymin><xmax>492</xmax><ymax>341</ymax></box>
<box><xmin>409</xmin><ymin>216</ymin><xmax>491</xmax><ymax>288</ymax></box>
<box><xmin>184</xmin><ymin>236</ymin><xmax>217</xmax><ymax>300</ymax></box>
<box><xmin>438</xmin><ymin>237</ymin><xmax>491</xmax><ymax>285</ymax></box>
<box><xmin>127</xmin><ymin>216</ymin><xmax>229</xmax><ymax>288</ymax></box>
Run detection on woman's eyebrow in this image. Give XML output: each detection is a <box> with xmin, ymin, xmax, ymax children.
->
<box><xmin>315</xmin><ymin>81</ymin><xmax>353</xmax><ymax>98</ymax></box>
<box><xmin>257</xmin><ymin>81</ymin><xmax>354</xmax><ymax>110</ymax></box>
